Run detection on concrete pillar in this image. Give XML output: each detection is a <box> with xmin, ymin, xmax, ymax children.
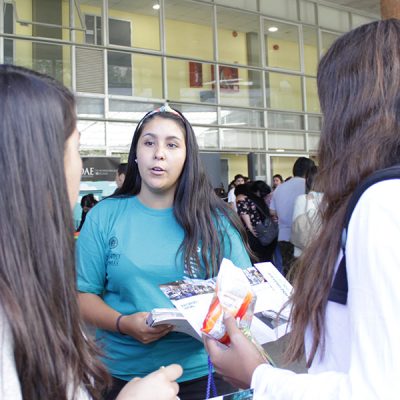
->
<box><xmin>380</xmin><ymin>0</ymin><xmax>400</xmax><ymax>19</ymax></box>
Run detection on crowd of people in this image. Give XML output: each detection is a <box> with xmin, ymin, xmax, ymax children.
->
<box><xmin>1</xmin><ymin>18</ymin><xmax>400</xmax><ymax>400</ymax></box>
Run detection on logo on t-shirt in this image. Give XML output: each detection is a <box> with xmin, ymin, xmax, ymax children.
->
<box><xmin>109</xmin><ymin>236</ymin><xmax>118</xmax><ymax>249</ymax></box>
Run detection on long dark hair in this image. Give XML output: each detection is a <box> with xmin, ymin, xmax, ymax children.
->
<box><xmin>0</xmin><ymin>65</ymin><xmax>109</xmax><ymax>399</ymax></box>
<box><xmin>115</xmin><ymin>107</ymin><xmax>249</xmax><ymax>278</ymax></box>
<box><xmin>286</xmin><ymin>19</ymin><xmax>400</xmax><ymax>366</ymax></box>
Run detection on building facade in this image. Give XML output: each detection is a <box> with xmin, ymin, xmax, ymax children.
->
<box><xmin>0</xmin><ymin>0</ymin><xmax>377</xmax><ymax>184</ymax></box>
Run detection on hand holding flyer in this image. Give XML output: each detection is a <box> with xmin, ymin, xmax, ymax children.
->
<box><xmin>201</xmin><ymin>259</ymin><xmax>255</xmax><ymax>345</ymax></box>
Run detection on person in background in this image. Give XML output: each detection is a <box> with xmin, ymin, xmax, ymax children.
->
<box><xmin>205</xmin><ymin>19</ymin><xmax>400</xmax><ymax>399</ymax></box>
<box><xmin>227</xmin><ymin>174</ymin><xmax>245</xmax><ymax>211</ymax></box>
<box><xmin>77</xmin><ymin>105</ymin><xmax>252</xmax><ymax>400</ymax></box>
<box><xmin>116</xmin><ymin>163</ymin><xmax>128</xmax><ymax>189</ymax></box>
<box><xmin>272</xmin><ymin>174</ymin><xmax>283</xmax><ymax>190</ymax></box>
<box><xmin>77</xmin><ymin>193</ymin><xmax>98</xmax><ymax>232</ymax></box>
<box><xmin>0</xmin><ymin>65</ymin><xmax>181</xmax><ymax>400</ymax></box>
<box><xmin>291</xmin><ymin>165</ymin><xmax>323</xmax><ymax>259</ymax></box>
<box><xmin>269</xmin><ymin>157</ymin><xmax>315</xmax><ymax>277</ymax></box>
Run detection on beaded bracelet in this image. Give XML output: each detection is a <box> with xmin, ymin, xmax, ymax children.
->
<box><xmin>116</xmin><ymin>314</ymin><xmax>126</xmax><ymax>335</ymax></box>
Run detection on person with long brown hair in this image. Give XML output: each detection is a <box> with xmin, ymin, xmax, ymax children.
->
<box><xmin>0</xmin><ymin>65</ymin><xmax>181</xmax><ymax>399</ymax></box>
<box><xmin>205</xmin><ymin>19</ymin><xmax>400</xmax><ymax>399</ymax></box>
<box><xmin>77</xmin><ymin>105</ymin><xmax>252</xmax><ymax>399</ymax></box>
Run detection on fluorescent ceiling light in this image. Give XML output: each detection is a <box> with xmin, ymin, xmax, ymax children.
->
<box><xmin>268</xmin><ymin>26</ymin><xmax>278</xmax><ymax>32</ymax></box>
<box><xmin>152</xmin><ymin>4</ymin><xmax>160</xmax><ymax>10</ymax></box>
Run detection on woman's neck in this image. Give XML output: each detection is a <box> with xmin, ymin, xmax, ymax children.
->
<box><xmin>137</xmin><ymin>188</ymin><xmax>174</xmax><ymax>209</ymax></box>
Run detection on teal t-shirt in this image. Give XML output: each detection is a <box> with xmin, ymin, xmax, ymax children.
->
<box><xmin>76</xmin><ymin>196</ymin><xmax>252</xmax><ymax>382</ymax></box>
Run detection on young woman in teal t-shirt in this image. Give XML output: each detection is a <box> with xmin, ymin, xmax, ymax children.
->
<box><xmin>77</xmin><ymin>106</ymin><xmax>252</xmax><ymax>400</ymax></box>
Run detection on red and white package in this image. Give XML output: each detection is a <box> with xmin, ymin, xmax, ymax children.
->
<box><xmin>201</xmin><ymin>258</ymin><xmax>256</xmax><ymax>345</ymax></box>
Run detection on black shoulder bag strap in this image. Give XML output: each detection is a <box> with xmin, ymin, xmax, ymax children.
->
<box><xmin>328</xmin><ymin>165</ymin><xmax>400</xmax><ymax>305</ymax></box>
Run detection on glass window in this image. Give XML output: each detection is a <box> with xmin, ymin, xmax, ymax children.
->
<box><xmin>215</xmin><ymin>0</ymin><xmax>258</xmax><ymax>12</ymax></box>
<box><xmin>268</xmin><ymin>131</ymin><xmax>306</xmax><ymax>151</ymax></box>
<box><xmin>308</xmin><ymin>115</ymin><xmax>322</xmax><ymax>131</ymax></box>
<box><xmin>266</xmin><ymin>72</ymin><xmax>303</xmax><ymax>112</ymax></box>
<box><xmin>299</xmin><ymin>0</ymin><xmax>316</xmax><ymax>24</ymax></box>
<box><xmin>321</xmin><ymin>31</ymin><xmax>340</xmax><ymax>55</ymax></box>
<box><xmin>217</xmin><ymin>7</ymin><xmax>260</xmax><ymax>67</ymax></box>
<box><xmin>11</xmin><ymin>40</ymin><xmax>72</xmax><ymax>87</ymax></box>
<box><xmin>260</xmin><ymin>0</ymin><xmax>298</xmax><ymax>21</ymax></box>
<box><xmin>171</xmin><ymin>104</ymin><xmax>218</xmax><ymax>125</ymax></box>
<box><xmin>351</xmin><ymin>14</ymin><xmax>375</xmax><ymax>29</ymax></box>
<box><xmin>308</xmin><ymin>133</ymin><xmax>320</xmax><ymax>151</ymax></box>
<box><xmin>165</xmin><ymin>0</ymin><xmax>213</xmax><ymax>60</ymax></box>
<box><xmin>218</xmin><ymin>66</ymin><xmax>263</xmax><ymax>108</ymax></box>
<box><xmin>166</xmin><ymin>59</ymin><xmax>216</xmax><ymax>104</ymax></box>
<box><xmin>77</xmin><ymin>97</ymin><xmax>104</xmax><ymax>117</ymax></box>
<box><xmin>305</xmin><ymin>78</ymin><xmax>320</xmax><ymax>113</ymax></box>
<box><xmin>318</xmin><ymin>5</ymin><xmax>350</xmax><ymax>32</ymax></box>
<box><xmin>74</xmin><ymin>1</ymin><xmax>102</xmax><ymax>45</ymax></box>
<box><xmin>303</xmin><ymin>27</ymin><xmax>318</xmax><ymax>76</ymax></box>
<box><xmin>108</xmin><ymin>52</ymin><xmax>162</xmax><ymax>98</ymax></box>
<box><xmin>108</xmin><ymin>101</ymin><xmax>162</xmax><ymax>120</ymax></box>
<box><xmin>264</xmin><ymin>20</ymin><xmax>300</xmax><ymax>71</ymax></box>
<box><xmin>268</xmin><ymin>112</ymin><xmax>304</xmax><ymax>130</ymax></box>
<box><xmin>78</xmin><ymin>120</ymin><xmax>106</xmax><ymax>147</ymax></box>
<box><xmin>108</xmin><ymin>0</ymin><xmax>160</xmax><ymax>50</ymax></box>
<box><xmin>221</xmin><ymin>129</ymin><xmax>265</xmax><ymax>150</ymax></box>
<box><xmin>220</xmin><ymin>108</ymin><xmax>264</xmax><ymax>128</ymax></box>
<box><xmin>107</xmin><ymin>121</ymin><xmax>135</xmax><ymax>148</ymax></box>
<box><xmin>12</xmin><ymin>0</ymin><xmax>71</xmax><ymax>40</ymax></box>
<box><xmin>193</xmin><ymin>127</ymin><xmax>219</xmax><ymax>149</ymax></box>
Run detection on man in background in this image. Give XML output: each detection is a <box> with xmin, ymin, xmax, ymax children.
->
<box><xmin>269</xmin><ymin>157</ymin><xmax>315</xmax><ymax>277</ymax></box>
<box><xmin>227</xmin><ymin>174</ymin><xmax>245</xmax><ymax>211</ymax></box>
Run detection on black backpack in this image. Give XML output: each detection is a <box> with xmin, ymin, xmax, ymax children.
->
<box><xmin>328</xmin><ymin>165</ymin><xmax>400</xmax><ymax>305</ymax></box>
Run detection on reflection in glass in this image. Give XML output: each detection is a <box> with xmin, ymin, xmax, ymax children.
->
<box><xmin>221</xmin><ymin>108</ymin><xmax>264</xmax><ymax>128</ymax></box>
<box><xmin>268</xmin><ymin>131</ymin><xmax>305</xmax><ymax>151</ymax></box>
<box><xmin>109</xmin><ymin>101</ymin><xmax>162</xmax><ymax>120</ymax></box>
<box><xmin>305</xmin><ymin>78</ymin><xmax>320</xmax><ymax>113</ymax></box>
<box><xmin>303</xmin><ymin>27</ymin><xmax>318</xmax><ymax>76</ymax></box>
<box><xmin>308</xmin><ymin>115</ymin><xmax>322</xmax><ymax>131</ymax></box>
<box><xmin>108</xmin><ymin>52</ymin><xmax>162</xmax><ymax>98</ymax></box>
<box><xmin>217</xmin><ymin>7</ymin><xmax>260</xmax><ymax>66</ymax></box>
<box><xmin>78</xmin><ymin>120</ymin><xmax>106</xmax><ymax>147</ymax></box>
<box><xmin>77</xmin><ymin>97</ymin><xmax>104</xmax><ymax>117</ymax></box>
<box><xmin>215</xmin><ymin>0</ymin><xmax>257</xmax><ymax>12</ymax></box>
<box><xmin>260</xmin><ymin>0</ymin><xmax>298</xmax><ymax>21</ymax></box>
<box><xmin>165</xmin><ymin>0</ymin><xmax>213</xmax><ymax>59</ymax></box>
<box><xmin>299</xmin><ymin>0</ymin><xmax>316</xmax><ymax>24</ymax></box>
<box><xmin>308</xmin><ymin>133</ymin><xmax>320</xmax><ymax>151</ymax></box>
<box><xmin>318</xmin><ymin>5</ymin><xmax>350</xmax><ymax>32</ymax></box>
<box><xmin>171</xmin><ymin>104</ymin><xmax>218</xmax><ymax>125</ymax></box>
<box><xmin>266</xmin><ymin>72</ymin><xmax>303</xmax><ymax>112</ymax></box>
<box><xmin>107</xmin><ymin>122</ymin><xmax>136</xmax><ymax>148</ymax></box>
<box><xmin>221</xmin><ymin>129</ymin><xmax>264</xmax><ymax>150</ymax></box>
<box><xmin>218</xmin><ymin>66</ymin><xmax>263</xmax><ymax>108</ymax></box>
<box><xmin>268</xmin><ymin>112</ymin><xmax>304</xmax><ymax>130</ymax></box>
<box><xmin>321</xmin><ymin>31</ymin><xmax>340</xmax><ymax>55</ymax></box>
<box><xmin>193</xmin><ymin>127</ymin><xmax>219</xmax><ymax>149</ymax></box>
<box><xmin>265</xmin><ymin>20</ymin><xmax>300</xmax><ymax>71</ymax></box>
<box><xmin>167</xmin><ymin>59</ymin><xmax>215</xmax><ymax>104</ymax></box>
<box><xmin>74</xmin><ymin>0</ymin><xmax>103</xmax><ymax>45</ymax></box>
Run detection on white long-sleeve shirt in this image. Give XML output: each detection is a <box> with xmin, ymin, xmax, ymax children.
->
<box><xmin>252</xmin><ymin>180</ymin><xmax>400</xmax><ymax>399</ymax></box>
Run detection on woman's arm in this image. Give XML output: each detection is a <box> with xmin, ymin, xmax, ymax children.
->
<box><xmin>78</xmin><ymin>293</ymin><xmax>172</xmax><ymax>344</ymax></box>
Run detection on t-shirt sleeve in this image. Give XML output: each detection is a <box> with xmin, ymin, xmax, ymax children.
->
<box><xmin>76</xmin><ymin>210</ymin><xmax>108</xmax><ymax>295</ymax></box>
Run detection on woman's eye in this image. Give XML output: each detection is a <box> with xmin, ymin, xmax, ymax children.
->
<box><xmin>167</xmin><ymin>143</ymin><xmax>178</xmax><ymax>149</ymax></box>
<box><xmin>144</xmin><ymin>140</ymin><xmax>154</xmax><ymax>146</ymax></box>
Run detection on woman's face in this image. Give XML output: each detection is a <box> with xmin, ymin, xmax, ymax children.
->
<box><xmin>273</xmin><ymin>177</ymin><xmax>282</xmax><ymax>187</ymax></box>
<box><xmin>64</xmin><ymin>128</ymin><xmax>82</xmax><ymax>209</ymax></box>
<box><xmin>136</xmin><ymin>116</ymin><xmax>186</xmax><ymax>199</ymax></box>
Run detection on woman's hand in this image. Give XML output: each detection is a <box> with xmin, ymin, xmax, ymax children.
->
<box><xmin>116</xmin><ymin>364</ymin><xmax>182</xmax><ymax>400</ymax></box>
<box><xmin>204</xmin><ymin>314</ymin><xmax>266</xmax><ymax>389</ymax></box>
<box><xmin>119</xmin><ymin>312</ymin><xmax>173</xmax><ymax>344</ymax></box>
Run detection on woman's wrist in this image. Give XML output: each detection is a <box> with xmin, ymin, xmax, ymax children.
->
<box><xmin>116</xmin><ymin>314</ymin><xmax>127</xmax><ymax>335</ymax></box>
